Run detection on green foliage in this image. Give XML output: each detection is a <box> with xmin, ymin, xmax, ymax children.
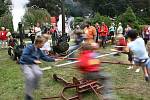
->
<box><xmin>0</xmin><ymin>8</ymin><xmax>50</xmax><ymax>31</ymax></box>
<box><xmin>91</xmin><ymin>12</ymin><xmax>111</xmax><ymax>26</ymax></box>
<box><xmin>74</xmin><ymin>17</ymin><xmax>84</xmax><ymax>26</ymax></box>
<box><xmin>28</xmin><ymin>0</ymin><xmax>60</xmax><ymax>16</ymax></box>
<box><xmin>117</xmin><ymin>7</ymin><xmax>140</xmax><ymax>30</ymax></box>
<box><xmin>0</xmin><ymin>12</ymin><xmax>13</xmax><ymax>31</ymax></box>
<box><xmin>0</xmin><ymin>0</ymin><xmax>8</xmax><ymax>17</ymax></box>
<box><xmin>24</xmin><ymin>8</ymin><xmax>51</xmax><ymax>28</ymax></box>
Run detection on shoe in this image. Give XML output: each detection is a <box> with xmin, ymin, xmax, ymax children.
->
<box><xmin>145</xmin><ymin>76</ymin><xmax>149</xmax><ymax>82</ymax></box>
<box><xmin>25</xmin><ymin>95</ymin><xmax>33</xmax><ymax>100</ymax></box>
<box><xmin>135</xmin><ymin>68</ymin><xmax>140</xmax><ymax>72</ymax></box>
<box><xmin>127</xmin><ymin>66</ymin><xmax>133</xmax><ymax>69</ymax></box>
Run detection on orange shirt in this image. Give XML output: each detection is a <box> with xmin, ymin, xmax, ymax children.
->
<box><xmin>84</xmin><ymin>26</ymin><xmax>96</xmax><ymax>40</ymax></box>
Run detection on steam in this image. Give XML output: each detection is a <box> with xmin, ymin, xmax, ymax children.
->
<box><xmin>11</xmin><ymin>0</ymin><xmax>29</xmax><ymax>31</ymax></box>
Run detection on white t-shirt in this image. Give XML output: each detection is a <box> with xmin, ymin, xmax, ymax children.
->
<box><xmin>35</xmin><ymin>27</ymin><xmax>41</xmax><ymax>36</ymax></box>
<box><xmin>40</xmin><ymin>41</ymin><xmax>51</xmax><ymax>51</ymax></box>
<box><xmin>128</xmin><ymin>37</ymin><xmax>149</xmax><ymax>59</ymax></box>
<box><xmin>117</xmin><ymin>26</ymin><xmax>123</xmax><ymax>34</ymax></box>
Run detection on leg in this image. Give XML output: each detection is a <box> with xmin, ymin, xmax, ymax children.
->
<box><xmin>141</xmin><ymin>63</ymin><xmax>149</xmax><ymax>82</ymax></box>
<box><xmin>67</xmin><ymin>45</ymin><xmax>80</xmax><ymax>59</ymax></box>
<box><xmin>31</xmin><ymin>64</ymin><xmax>43</xmax><ymax>89</ymax></box>
<box><xmin>21</xmin><ymin>65</ymin><xmax>36</xmax><ymax>99</ymax></box>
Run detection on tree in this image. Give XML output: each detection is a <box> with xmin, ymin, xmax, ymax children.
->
<box><xmin>24</xmin><ymin>8</ymin><xmax>51</xmax><ymax>29</ymax></box>
<box><xmin>118</xmin><ymin>7</ymin><xmax>139</xmax><ymax>30</ymax></box>
<box><xmin>28</xmin><ymin>0</ymin><xmax>61</xmax><ymax>16</ymax></box>
<box><xmin>0</xmin><ymin>0</ymin><xmax>7</xmax><ymax>17</ymax></box>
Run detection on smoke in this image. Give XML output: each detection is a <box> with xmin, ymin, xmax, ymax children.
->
<box><xmin>64</xmin><ymin>0</ymin><xmax>93</xmax><ymax>17</ymax></box>
<box><xmin>11</xmin><ymin>0</ymin><xmax>29</xmax><ymax>31</ymax></box>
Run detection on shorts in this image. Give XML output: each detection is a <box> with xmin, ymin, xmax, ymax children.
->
<box><xmin>133</xmin><ymin>58</ymin><xmax>150</xmax><ymax>68</ymax></box>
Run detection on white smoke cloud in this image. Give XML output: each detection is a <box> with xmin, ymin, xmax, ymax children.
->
<box><xmin>11</xmin><ymin>0</ymin><xmax>29</xmax><ymax>31</ymax></box>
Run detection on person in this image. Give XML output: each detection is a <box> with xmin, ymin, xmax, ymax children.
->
<box><xmin>0</xmin><ymin>27</ymin><xmax>8</xmax><ymax>48</ymax></box>
<box><xmin>29</xmin><ymin>25</ymin><xmax>36</xmax><ymax>44</ymax></box>
<box><xmin>34</xmin><ymin>22</ymin><xmax>42</xmax><ymax>37</ymax></box>
<box><xmin>124</xmin><ymin>29</ymin><xmax>150</xmax><ymax>81</ymax></box>
<box><xmin>116</xmin><ymin>23</ymin><xmax>123</xmax><ymax>35</ymax></box>
<box><xmin>98</xmin><ymin>22</ymin><xmax>109</xmax><ymax>48</ymax></box>
<box><xmin>40</xmin><ymin>34</ymin><xmax>51</xmax><ymax>55</ymax></box>
<box><xmin>109</xmin><ymin>23</ymin><xmax>116</xmax><ymax>44</ymax></box>
<box><xmin>6</xmin><ymin>29</ymin><xmax>12</xmax><ymax>38</ymax></box>
<box><xmin>142</xmin><ymin>25</ymin><xmax>150</xmax><ymax>44</ymax></box>
<box><xmin>83</xmin><ymin>21</ymin><xmax>97</xmax><ymax>43</ymax></box>
<box><xmin>76</xmin><ymin>42</ymin><xmax>114</xmax><ymax>100</ymax></box>
<box><xmin>124</xmin><ymin>24</ymin><xmax>132</xmax><ymax>39</ymax></box>
<box><xmin>19</xmin><ymin>36</ymin><xmax>59</xmax><ymax>100</ymax></box>
<box><xmin>115</xmin><ymin>34</ymin><xmax>127</xmax><ymax>51</ymax></box>
<box><xmin>7</xmin><ymin>35</ymin><xmax>18</xmax><ymax>56</ymax></box>
<box><xmin>95</xmin><ymin>23</ymin><xmax>100</xmax><ymax>43</ymax></box>
<box><xmin>67</xmin><ymin>26</ymin><xmax>84</xmax><ymax>60</ymax></box>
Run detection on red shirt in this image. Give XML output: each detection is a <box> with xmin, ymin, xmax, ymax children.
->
<box><xmin>0</xmin><ymin>31</ymin><xmax>7</xmax><ymax>40</ymax></box>
<box><xmin>98</xmin><ymin>25</ymin><xmax>108</xmax><ymax>36</ymax></box>
<box><xmin>77</xmin><ymin>50</ymin><xmax>100</xmax><ymax>73</ymax></box>
<box><xmin>116</xmin><ymin>37</ymin><xmax>127</xmax><ymax>51</ymax></box>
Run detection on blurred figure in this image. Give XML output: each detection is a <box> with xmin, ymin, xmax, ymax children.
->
<box><xmin>67</xmin><ymin>25</ymin><xmax>84</xmax><ymax>60</ymax></box>
<box><xmin>76</xmin><ymin>42</ymin><xmax>114</xmax><ymax>100</ymax></box>
<box><xmin>20</xmin><ymin>36</ymin><xmax>59</xmax><ymax>100</ymax></box>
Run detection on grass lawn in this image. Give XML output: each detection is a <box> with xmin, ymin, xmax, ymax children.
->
<box><xmin>0</xmin><ymin>45</ymin><xmax>150</xmax><ymax>100</ymax></box>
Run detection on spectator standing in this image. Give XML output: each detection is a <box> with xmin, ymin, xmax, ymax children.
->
<box><xmin>98</xmin><ymin>22</ymin><xmax>109</xmax><ymax>48</ymax></box>
<box><xmin>0</xmin><ymin>27</ymin><xmax>8</xmax><ymax>48</ymax></box>
<box><xmin>117</xmin><ymin>23</ymin><xmax>123</xmax><ymax>35</ymax></box>
<box><xmin>84</xmin><ymin>21</ymin><xmax>97</xmax><ymax>44</ymax></box>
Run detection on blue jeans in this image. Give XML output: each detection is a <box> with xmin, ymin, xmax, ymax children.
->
<box><xmin>21</xmin><ymin>64</ymin><xmax>43</xmax><ymax>97</ymax></box>
<box><xmin>67</xmin><ymin>45</ymin><xmax>80</xmax><ymax>58</ymax></box>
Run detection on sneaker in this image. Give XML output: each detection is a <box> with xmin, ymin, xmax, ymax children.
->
<box><xmin>135</xmin><ymin>68</ymin><xmax>140</xmax><ymax>73</ymax></box>
<box><xmin>127</xmin><ymin>66</ymin><xmax>133</xmax><ymax>69</ymax></box>
<box><xmin>145</xmin><ymin>76</ymin><xmax>149</xmax><ymax>82</ymax></box>
<box><xmin>25</xmin><ymin>95</ymin><xmax>33</xmax><ymax>100</ymax></box>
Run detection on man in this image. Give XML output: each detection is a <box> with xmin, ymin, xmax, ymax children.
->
<box><xmin>117</xmin><ymin>22</ymin><xmax>123</xmax><ymax>35</ymax></box>
<box><xmin>98</xmin><ymin>22</ymin><xmax>108</xmax><ymax>48</ymax></box>
<box><xmin>84</xmin><ymin>21</ymin><xmax>97</xmax><ymax>43</ymax></box>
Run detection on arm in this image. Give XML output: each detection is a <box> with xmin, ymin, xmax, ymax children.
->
<box><xmin>39</xmin><ymin>50</ymin><xmax>55</xmax><ymax>62</ymax></box>
<box><xmin>21</xmin><ymin>46</ymin><xmax>35</xmax><ymax>63</ymax></box>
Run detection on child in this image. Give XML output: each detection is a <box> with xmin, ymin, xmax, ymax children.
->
<box><xmin>125</xmin><ymin>30</ymin><xmax>150</xmax><ymax>81</ymax></box>
<box><xmin>40</xmin><ymin>34</ymin><xmax>51</xmax><ymax>55</ymax></box>
<box><xmin>7</xmin><ymin>35</ymin><xmax>18</xmax><ymax>56</ymax></box>
<box><xmin>76</xmin><ymin>42</ymin><xmax>114</xmax><ymax>100</ymax></box>
<box><xmin>20</xmin><ymin>36</ymin><xmax>59</xmax><ymax>100</ymax></box>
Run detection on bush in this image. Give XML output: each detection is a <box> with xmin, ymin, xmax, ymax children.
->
<box><xmin>24</xmin><ymin>8</ymin><xmax>51</xmax><ymax>28</ymax></box>
<box><xmin>74</xmin><ymin>17</ymin><xmax>84</xmax><ymax>27</ymax></box>
<box><xmin>0</xmin><ymin>12</ymin><xmax>13</xmax><ymax>31</ymax></box>
<box><xmin>117</xmin><ymin>7</ymin><xmax>140</xmax><ymax>30</ymax></box>
<box><xmin>91</xmin><ymin>12</ymin><xmax>111</xmax><ymax>26</ymax></box>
